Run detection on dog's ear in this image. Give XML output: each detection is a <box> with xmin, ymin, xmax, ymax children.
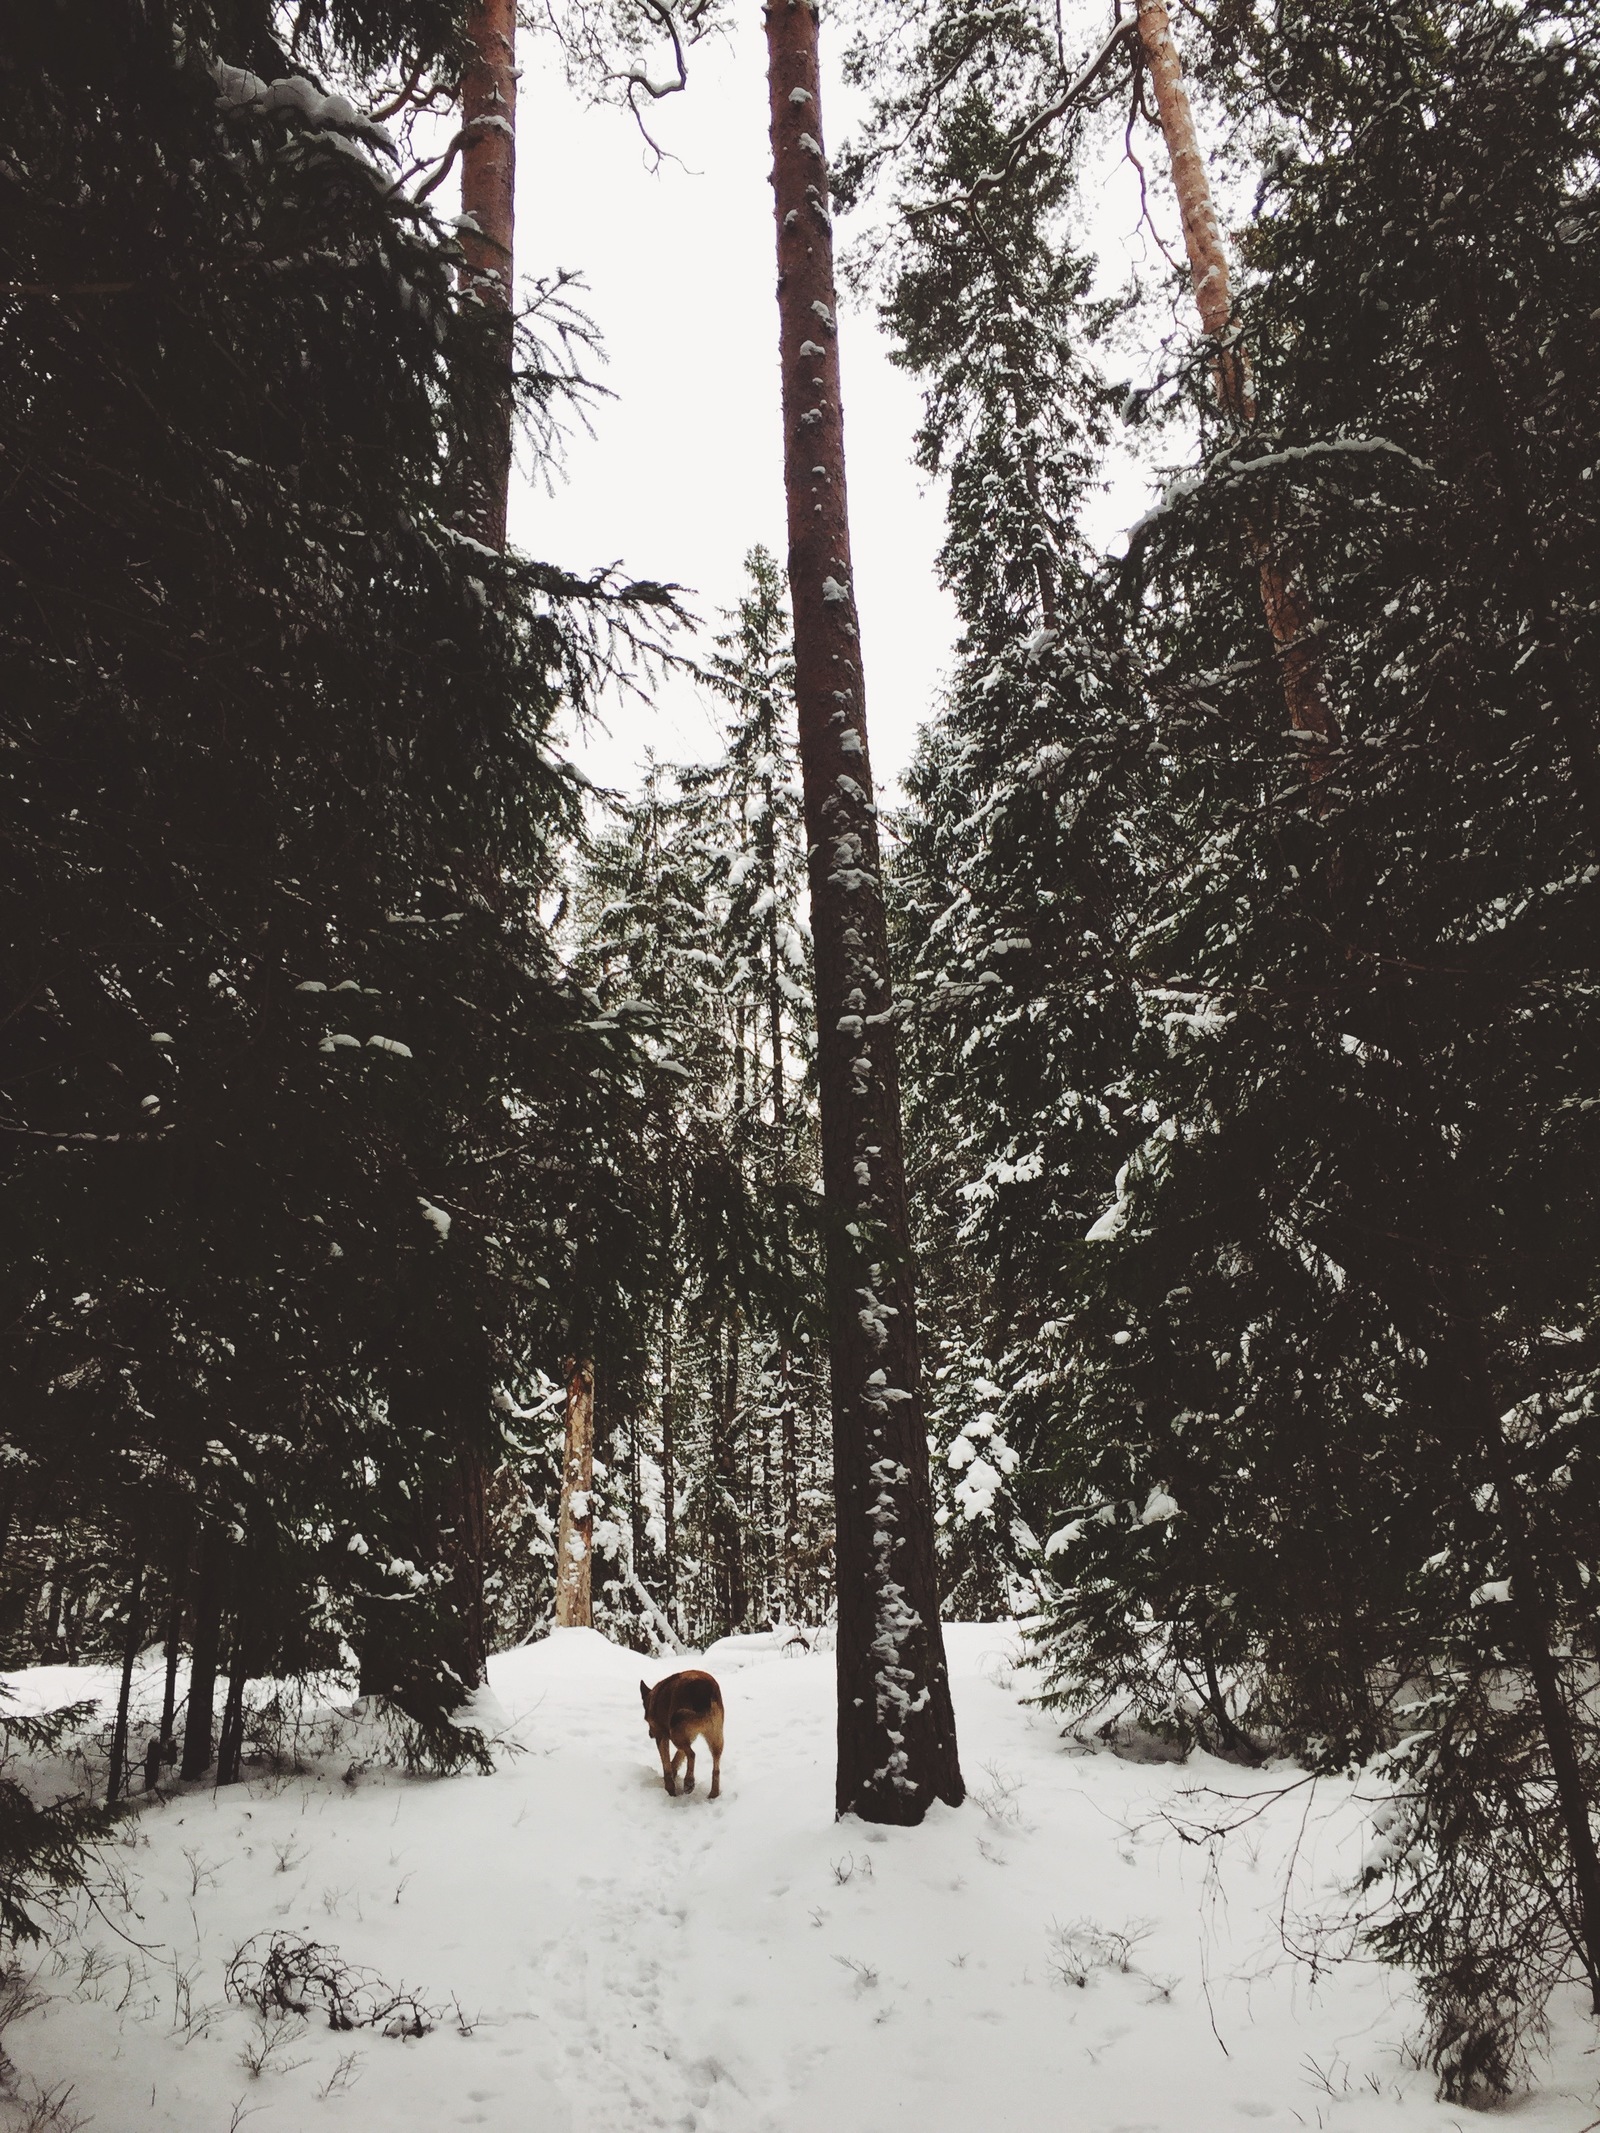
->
<box><xmin>639</xmin><ymin>1680</ymin><xmax>651</xmax><ymax>1713</ymax></box>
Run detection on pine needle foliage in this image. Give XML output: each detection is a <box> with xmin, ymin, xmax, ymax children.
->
<box><xmin>856</xmin><ymin>0</ymin><xmax>1600</xmax><ymax>2086</ymax></box>
<box><xmin>1</xmin><ymin>0</ymin><xmax>676</xmax><ymax>1800</ymax></box>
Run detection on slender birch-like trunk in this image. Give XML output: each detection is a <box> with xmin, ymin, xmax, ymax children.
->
<box><xmin>1133</xmin><ymin>0</ymin><xmax>1338</xmax><ymax>780</ymax></box>
<box><xmin>764</xmin><ymin>0</ymin><xmax>962</xmax><ymax>1823</ymax></box>
<box><xmin>661</xmin><ymin>1298</ymin><xmax>677</xmax><ymax>1613</ymax></box>
<box><xmin>709</xmin><ymin>1317</ymin><xmax>748</xmax><ymax>1632</ymax></box>
<box><xmin>554</xmin><ymin>1357</ymin><xmax>594</xmax><ymax>1628</ymax></box>
<box><xmin>157</xmin><ymin>1505</ymin><xmax>187</xmax><ymax>1764</ymax></box>
<box><xmin>158</xmin><ymin>1596</ymin><xmax>181</xmax><ymax>1761</ymax></box>
<box><xmin>107</xmin><ymin>1564</ymin><xmax>143</xmax><ymax>1803</ymax></box>
<box><xmin>629</xmin><ymin>1404</ymin><xmax>643</xmax><ymax>1571</ymax></box>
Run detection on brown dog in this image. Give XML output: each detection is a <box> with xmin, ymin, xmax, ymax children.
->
<box><xmin>640</xmin><ymin>1670</ymin><xmax>724</xmax><ymax>1799</ymax></box>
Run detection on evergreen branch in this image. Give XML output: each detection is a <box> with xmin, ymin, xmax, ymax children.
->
<box><xmin>905</xmin><ymin>18</ymin><xmax>1137</xmax><ymax>223</ymax></box>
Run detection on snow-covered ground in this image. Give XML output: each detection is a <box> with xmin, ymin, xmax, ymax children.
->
<box><xmin>4</xmin><ymin>1625</ymin><xmax>1597</xmax><ymax>2131</ymax></box>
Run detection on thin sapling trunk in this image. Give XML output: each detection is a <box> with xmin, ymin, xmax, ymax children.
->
<box><xmin>107</xmin><ymin>1563</ymin><xmax>144</xmax><ymax>1803</ymax></box>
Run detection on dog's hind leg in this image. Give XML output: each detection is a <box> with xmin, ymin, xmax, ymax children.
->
<box><xmin>681</xmin><ymin>1738</ymin><xmax>697</xmax><ymax>1794</ymax></box>
<box><xmin>707</xmin><ymin>1710</ymin><xmax>724</xmax><ymax>1801</ymax></box>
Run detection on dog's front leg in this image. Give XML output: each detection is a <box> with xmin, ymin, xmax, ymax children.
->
<box><xmin>657</xmin><ymin>1736</ymin><xmax>677</xmax><ymax>1796</ymax></box>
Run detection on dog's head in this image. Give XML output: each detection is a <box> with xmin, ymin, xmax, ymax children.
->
<box><xmin>639</xmin><ymin>1679</ymin><xmax>653</xmax><ymax>1730</ymax></box>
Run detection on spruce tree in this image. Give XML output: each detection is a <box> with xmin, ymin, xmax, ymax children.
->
<box><xmin>859</xmin><ymin>0</ymin><xmax>1600</xmax><ymax>2079</ymax></box>
<box><xmin>2</xmin><ymin>0</ymin><xmax>674</xmax><ymax>1783</ymax></box>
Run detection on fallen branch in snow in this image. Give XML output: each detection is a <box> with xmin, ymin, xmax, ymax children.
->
<box><xmin>225</xmin><ymin>1933</ymin><xmax>440</xmax><ymax>2038</ymax></box>
<box><xmin>614</xmin><ymin>1524</ymin><xmax>684</xmax><ymax>1655</ymax></box>
<box><xmin>1157</xmin><ymin>1771</ymin><xmax>1322</xmax><ymax>1845</ymax></box>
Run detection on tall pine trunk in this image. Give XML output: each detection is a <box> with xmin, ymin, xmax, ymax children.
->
<box><xmin>457</xmin><ymin>0</ymin><xmax>518</xmax><ymax>548</ymax></box>
<box><xmin>554</xmin><ymin>1356</ymin><xmax>594</xmax><ymax>1628</ymax></box>
<box><xmin>422</xmin><ymin>0</ymin><xmax>519</xmax><ymax>1688</ymax></box>
<box><xmin>764</xmin><ymin>0</ymin><xmax>962</xmax><ymax>1823</ymax></box>
<box><xmin>1133</xmin><ymin>0</ymin><xmax>1338</xmax><ymax>780</ymax></box>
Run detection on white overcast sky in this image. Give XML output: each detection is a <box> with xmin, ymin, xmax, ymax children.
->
<box><xmin>502</xmin><ymin>11</ymin><xmax>1166</xmax><ymax>798</ymax></box>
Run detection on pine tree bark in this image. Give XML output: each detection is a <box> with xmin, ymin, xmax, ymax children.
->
<box><xmin>423</xmin><ymin>0</ymin><xmax>519</xmax><ymax>1690</ymax></box>
<box><xmin>554</xmin><ymin>1356</ymin><xmax>594</xmax><ymax>1628</ymax></box>
<box><xmin>1133</xmin><ymin>0</ymin><xmax>1339</xmax><ymax>783</ymax></box>
<box><xmin>216</xmin><ymin>1614</ymin><xmax>250</xmax><ymax>1786</ymax></box>
<box><xmin>388</xmin><ymin>1292</ymin><xmax>492</xmax><ymax>1691</ymax></box>
<box><xmin>457</xmin><ymin>0</ymin><xmax>518</xmax><ymax>548</ymax></box>
<box><xmin>765</xmin><ymin>0</ymin><xmax>963</xmax><ymax>1823</ymax></box>
<box><xmin>159</xmin><ymin>1597</ymin><xmax>181</xmax><ymax>1755</ymax></box>
<box><xmin>440</xmin><ymin>1423</ymin><xmax>491</xmax><ymax>1685</ymax></box>
<box><xmin>180</xmin><ymin>1521</ymin><xmax>225</xmax><ymax>1781</ymax></box>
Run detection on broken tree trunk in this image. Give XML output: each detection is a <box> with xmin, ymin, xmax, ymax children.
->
<box><xmin>554</xmin><ymin>1356</ymin><xmax>595</xmax><ymax>1629</ymax></box>
<box><xmin>764</xmin><ymin>0</ymin><xmax>963</xmax><ymax>1824</ymax></box>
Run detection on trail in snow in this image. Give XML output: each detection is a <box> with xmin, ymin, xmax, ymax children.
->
<box><xmin>4</xmin><ymin>1625</ymin><xmax>1597</xmax><ymax>2132</ymax></box>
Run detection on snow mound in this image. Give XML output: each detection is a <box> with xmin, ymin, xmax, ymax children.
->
<box><xmin>491</xmin><ymin>1624</ymin><xmax>653</xmax><ymax>1691</ymax></box>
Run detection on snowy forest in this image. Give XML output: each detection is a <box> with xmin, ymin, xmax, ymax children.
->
<box><xmin>2</xmin><ymin>0</ymin><xmax>1598</xmax><ymax>2125</ymax></box>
